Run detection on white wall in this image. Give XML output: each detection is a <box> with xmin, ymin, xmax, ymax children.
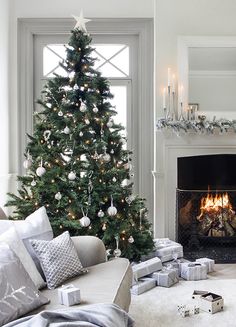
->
<box><xmin>12</xmin><ymin>0</ymin><xmax>154</xmax><ymax>18</ymax></box>
<box><xmin>0</xmin><ymin>0</ymin><xmax>10</xmax><ymax>212</ymax></box>
<box><xmin>154</xmin><ymin>0</ymin><xmax>236</xmax><ymax>238</ymax></box>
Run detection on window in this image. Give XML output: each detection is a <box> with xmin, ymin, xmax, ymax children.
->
<box><xmin>18</xmin><ymin>18</ymin><xmax>154</xmax><ymax>222</ymax></box>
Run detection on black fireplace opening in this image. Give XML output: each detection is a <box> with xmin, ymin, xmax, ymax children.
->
<box><xmin>177</xmin><ymin>154</ymin><xmax>236</xmax><ymax>263</ymax></box>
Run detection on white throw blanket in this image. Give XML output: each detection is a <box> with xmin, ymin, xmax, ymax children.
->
<box><xmin>3</xmin><ymin>303</ymin><xmax>134</xmax><ymax>327</ymax></box>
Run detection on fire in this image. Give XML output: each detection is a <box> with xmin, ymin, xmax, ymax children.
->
<box><xmin>200</xmin><ymin>192</ymin><xmax>232</xmax><ymax>212</ymax></box>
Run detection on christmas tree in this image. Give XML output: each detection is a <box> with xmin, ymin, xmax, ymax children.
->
<box><xmin>6</xmin><ymin>12</ymin><xmax>154</xmax><ymax>260</ymax></box>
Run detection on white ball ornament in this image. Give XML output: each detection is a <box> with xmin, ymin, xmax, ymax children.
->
<box><xmin>128</xmin><ymin>236</ymin><xmax>134</xmax><ymax>243</ymax></box>
<box><xmin>63</xmin><ymin>126</ymin><xmax>70</xmax><ymax>134</ymax></box>
<box><xmin>85</xmin><ymin>119</ymin><xmax>90</xmax><ymax>125</ymax></box>
<box><xmin>93</xmin><ymin>106</ymin><xmax>99</xmax><ymax>113</ymax></box>
<box><xmin>80</xmin><ymin>102</ymin><xmax>87</xmax><ymax>112</ymax></box>
<box><xmin>112</xmin><ymin>177</ymin><xmax>117</xmax><ymax>182</ymax></box>
<box><xmin>103</xmin><ymin>153</ymin><xmax>111</xmax><ymax>162</ymax></box>
<box><xmin>58</xmin><ymin>110</ymin><xmax>63</xmax><ymax>116</ymax></box>
<box><xmin>80</xmin><ymin>216</ymin><xmax>91</xmax><ymax>227</ymax></box>
<box><xmin>107</xmin><ymin>196</ymin><xmax>117</xmax><ymax>216</ymax></box>
<box><xmin>68</xmin><ymin>171</ymin><xmax>76</xmax><ymax>180</ymax></box>
<box><xmin>31</xmin><ymin>180</ymin><xmax>36</xmax><ymax>186</ymax></box>
<box><xmin>107</xmin><ymin>120</ymin><xmax>113</xmax><ymax>128</ymax></box>
<box><xmin>55</xmin><ymin>192</ymin><xmax>62</xmax><ymax>201</ymax></box>
<box><xmin>79</xmin><ymin>131</ymin><xmax>84</xmax><ymax>137</ymax></box>
<box><xmin>98</xmin><ymin>209</ymin><xmax>105</xmax><ymax>218</ymax></box>
<box><xmin>23</xmin><ymin>159</ymin><xmax>32</xmax><ymax>169</ymax></box>
<box><xmin>36</xmin><ymin>166</ymin><xmax>46</xmax><ymax>177</ymax></box>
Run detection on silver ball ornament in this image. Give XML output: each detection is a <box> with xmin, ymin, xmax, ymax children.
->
<box><xmin>107</xmin><ymin>205</ymin><xmax>117</xmax><ymax>216</ymax></box>
<box><xmin>98</xmin><ymin>209</ymin><xmax>105</xmax><ymax>218</ymax></box>
<box><xmin>113</xmin><ymin>248</ymin><xmax>121</xmax><ymax>258</ymax></box>
<box><xmin>93</xmin><ymin>106</ymin><xmax>99</xmax><ymax>113</ymax></box>
<box><xmin>63</xmin><ymin>126</ymin><xmax>70</xmax><ymax>134</ymax></box>
<box><xmin>128</xmin><ymin>236</ymin><xmax>134</xmax><ymax>243</ymax></box>
<box><xmin>103</xmin><ymin>153</ymin><xmax>111</xmax><ymax>163</ymax></box>
<box><xmin>55</xmin><ymin>192</ymin><xmax>62</xmax><ymax>201</ymax></box>
<box><xmin>36</xmin><ymin>166</ymin><xmax>46</xmax><ymax>177</ymax></box>
<box><xmin>23</xmin><ymin>159</ymin><xmax>32</xmax><ymax>169</ymax></box>
<box><xmin>107</xmin><ymin>120</ymin><xmax>113</xmax><ymax>128</ymax></box>
<box><xmin>68</xmin><ymin>171</ymin><xmax>76</xmax><ymax>180</ymax></box>
<box><xmin>58</xmin><ymin>110</ymin><xmax>63</xmax><ymax>116</ymax></box>
<box><xmin>79</xmin><ymin>131</ymin><xmax>84</xmax><ymax>137</ymax></box>
<box><xmin>80</xmin><ymin>216</ymin><xmax>91</xmax><ymax>227</ymax></box>
<box><xmin>80</xmin><ymin>102</ymin><xmax>87</xmax><ymax>112</ymax></box>
<box><xmin>31</xmin><ymin>180</ymin><xmax>36</xmax><ymax>186</ymax></box>
<box><xmin>112</xmin><ymin>177</ymin><xmax>117</xmax><ymax>182</ymax></box>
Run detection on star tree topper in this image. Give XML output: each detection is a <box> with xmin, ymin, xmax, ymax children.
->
<box><xmin>72</xmin><ymin>10</ymin><xmax>91</xmax><ymax>32</ymax></box>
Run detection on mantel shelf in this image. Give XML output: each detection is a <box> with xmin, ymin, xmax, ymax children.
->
<box><xmin>156</xmin><ymin>117</ymin><xmax>236</xmax><ymax>135</ymax></box>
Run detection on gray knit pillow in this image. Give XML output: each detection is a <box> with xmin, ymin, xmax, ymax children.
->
<box><xmin>30</xmin><ymin>231</ymin><xmax>87</xmax><ymax>289</ymax></box>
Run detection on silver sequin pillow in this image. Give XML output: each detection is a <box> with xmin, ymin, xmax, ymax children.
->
<box><xmin>30</xmin><ymin>231</ymin><xmax>87</xmax><ymax>289</ymax></box>
<box><xmin>0</xmin><ymin>243</ymin><xmax>49</xmax><ymax>326</ymax></box>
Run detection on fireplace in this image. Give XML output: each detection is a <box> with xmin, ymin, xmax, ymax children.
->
<box><xmin>176</xmin><ymin>154</ymin><xmax>236</xmax><ymax>263</ymax></box>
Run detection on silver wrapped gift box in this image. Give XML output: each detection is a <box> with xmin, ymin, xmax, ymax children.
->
<box><xmin>196</xmin><ymin>257</ymin><xmax>215</xmax><ymax>273</ymax></box>
<box><xmin>163</xmin><ymin>258</ymin><xmax>191</xmax><ymax>276</ymax></box>
<box><xmin>130</xmin><ymin>277</ymin><xmax>156</xmax><ymax>295</ymax></box>
<box><xmin>58</xmin><ymin>284</ymin><xmax>81</xmax><ymax>306</ymax></box>
<box><xmin>132</xmin><ymin>257</ymin><xmax>163</xmax><ymax>282</ymax></box>
<box><xmin>154</xmin><ymin>238</ymin><xmax>183</xmax><ymax>263</ymax></box>
<box><xmin>181</xmin><ymin>262</ymin><xmax>207</xmax><ymax>281</ymax></box>
<box><xmin>149</xmin><ymin>268</ymin><xmax>179</xmax><ymax>287</ymax></box>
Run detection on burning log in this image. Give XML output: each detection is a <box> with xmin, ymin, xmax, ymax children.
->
<box><xmin>196</xmin><ymin>192</ymin><xmax>236</xmax><ymax>237</ymax></box>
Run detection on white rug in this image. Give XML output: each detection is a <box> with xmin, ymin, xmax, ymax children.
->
<box><xmin>129</xmin><ymin>275</ymin><xmax>236</xmax><ymax>327</ymax></box>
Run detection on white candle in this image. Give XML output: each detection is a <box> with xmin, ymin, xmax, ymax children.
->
<box><xmin>163</xmin><ymin>87</ymin><xmax>166</xmax><ymax>108</ymax></box>
<box><xmin>172</xmin><ymin>74</ymin><xmax>176</xmax><ymax>93</ymax></box>
<box><xmin>179</xmin><ymin>84</ymin><xmax>184</xmax><ymax>103</ymax></box>
<box><xmin>167</xmin><ymin>68</ymin><xmax>171</xmax><ymax>87</ymax></box>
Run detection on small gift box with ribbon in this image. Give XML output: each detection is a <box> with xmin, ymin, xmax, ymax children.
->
<box><xmin>163</xmin><ymin>258</ymin><xmax>191</xmax><ymax>276</ymax></box>
<box><xmin>196</xmin><ymin>258</ymin><xmax>215</xmax><ymax>273</ymax></box>
<box><xmin>130</xmin><ymin>277</ymin><xmax>156</xmax><ymax>295</ymax></box>
<box><xmin>149</xmin><ymin>268</ymin><xmax>179</xmax><ymax>287</ymax></box>
<box><xmin>58</xmin><ymin>284</ymin><xmax>81</xmax><ymax>306</ymax></box>
<box><xmin>132</xmin><ymin>257</ymin><xmax>163</xmax><ymax>282</ymax></box>
<box><xmin>181</xmin><ymin>262</ymin><xmax>207</xmax><ymax>281</ymax></box>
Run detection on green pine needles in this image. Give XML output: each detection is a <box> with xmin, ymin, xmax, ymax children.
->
<box><xmin>6</xmin><ymin>27</ymin><xmax>154</xmax><ymax>260</ymax></box>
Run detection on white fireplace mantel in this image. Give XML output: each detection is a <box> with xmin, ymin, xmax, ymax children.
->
<box><xmin>154</xmin><ymin>131</ymin><xmax>236</xmax><ymax>240</ymax></box>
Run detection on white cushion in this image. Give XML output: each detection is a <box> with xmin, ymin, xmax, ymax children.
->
<box><xmin>0</xmin><ymin>227</ymin><xmax>45</xmax><ymax>289</ymax></box>
<box><xmin>0</xmin><ymin>206</ymin><xmax>53</xmax><ymax>277</ymax></box>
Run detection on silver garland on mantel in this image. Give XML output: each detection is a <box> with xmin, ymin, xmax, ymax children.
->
<box><xmin>156</xmin><ymin>116</ymin><xmax>236</xmax><ymax>134</ymax></box>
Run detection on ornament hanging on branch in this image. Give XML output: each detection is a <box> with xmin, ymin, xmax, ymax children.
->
<box><xmin>125</xmin><ymin>194</ymin><xmax>135</xmax><ymax>205</ymax></box>
<box><xmin>23</xmin><ymin>150</ymin><xmax>32</xmax><ymax>169</ymax></box>
<box><xmin>101</xmin><ymin>146</ymin><xmax>111</xmax><ymax>163</ymax></box>
<box><xmin>80</xmin><ymin>102</ymin><xmax>87</xmax><ymax>112</ymax></box>
<box><xmin>68</xmin><ymin>171</ymin><xmax>76</xmax><ymax>180</ymax></box>
<box><xmin>97</xmin><ymin>209</ymin><xmax>105</xmax><ymax>218</ymax></box>
<box><xmin>79</xmin><ymin>207</ymin><xmax>91</xmax><ymax>227</ymax></box>
<box><xmin>36</xmin><ymin>159</ymin><xmax>46</xmax><ymax>177</ymax></box>
<box><xmin>58</xmin><ymin>110</ymin><xmax>63</xmax><ymax>117</ymax></box>
<box><xmin>128</xmin><ymin>236</ymin><xmax>134</xmax><ymax>243</ymax></box>
<box><xmin>102</xmin><ymin>223</ymin><xmax>107</xmax><ymax>231</ymax></box>
<box><xmin>63</xmin><ymin>126</ymin><xmax>70</xmax><ymax>134</ymax></box>
<box><xmin>93</xmin><ymin>105</ymin><xmax>99</xmax><ymax>113</ymax></box>
<box><xmin>43</xmin><ymin>130</ymin><xmax>51</xmax><ymax>142</ymax></box>
<box><xmin>113</xmin><ymin>235</ymin><xmax>121</xmax><ymax>258</ymax></box>
<box><xmin>107</xmin><ymin>196</ymin><xmax>117</xmax><ymax>216</ymax></box>
<box><xmin>31</xmin><ymin>180</ymin><xmax>36</xmax><ymax>187</ymax></box>
<box><xmin>55</xmin><ymin>192</ymin><xmax>62</xmax><ymax>201</ymax></box>
<box><xmin>107</xmin><ymin>119</ymin><xmax>113</xmax><ymax>128</ymax></box>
